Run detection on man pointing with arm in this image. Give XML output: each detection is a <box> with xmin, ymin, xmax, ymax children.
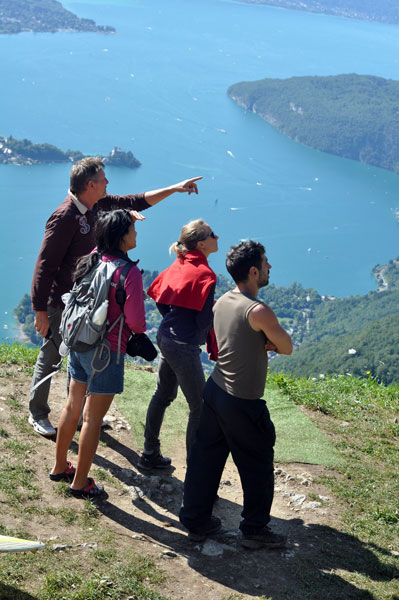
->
<box><xmin>29</xmin><ymin>156</ymin><xmax>201</xmax><ymax>436</ymax></box>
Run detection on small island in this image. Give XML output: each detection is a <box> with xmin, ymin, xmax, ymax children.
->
<box><xmin>235</xmin><ymin>0</ymin><xmax>399</xmax><ymax>25</ymax></box>
<box><xmin>104</xmin><ymin>147</ymin><xmax>141</xmax><ymax>169</ymax></box>
<box><xmin>0</xmin><ymin>0</ymin><xmax>115</xmax><ymax>34</ymax></box>
<box><xmin>228</xmin><ymin>74</ymin><xmax>399</xmax><ymax>173</ymax></box>
<box><xmin>0</xmin><ymin>137</ymin><xmax>141</xmax><ymax>168</ymax></box>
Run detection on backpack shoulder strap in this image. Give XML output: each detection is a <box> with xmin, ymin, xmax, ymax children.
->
<box><xmin>115</xmin><ymin>261</ymin><xmax>135</xmax><ymax>310</ymax></box>
<box><xmin>107</xmin><ymin>261</ymin><xmax>134</xmax><ymax>365</ymax></box>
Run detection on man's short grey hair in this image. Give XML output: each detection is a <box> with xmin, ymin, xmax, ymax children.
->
<box><xmin>70</xmin><ymin>156</ymin><xmax>105</xmax><ymax>195</ymax></box>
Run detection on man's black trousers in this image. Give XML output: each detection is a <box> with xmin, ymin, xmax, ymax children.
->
<box><xmin>180</xmin><ymin>377</ymin><xmax>276</xmax><ymax>532</ymax></box>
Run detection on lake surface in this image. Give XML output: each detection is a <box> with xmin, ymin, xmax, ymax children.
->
<box><xmin>1</xmin><ymin>0</ymin><xmax>399</xmax><ymax>341</ymax></box>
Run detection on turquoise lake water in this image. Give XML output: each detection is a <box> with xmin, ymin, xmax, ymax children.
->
<box><xmin>1</xmin><ymin>0</ymin><xmax>399</xmax><ymax>341</ymax></box>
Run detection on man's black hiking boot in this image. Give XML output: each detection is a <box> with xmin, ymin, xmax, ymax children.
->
<box><xmin>137</xmin><ymin>452</ymin><xmax>172</xmax><ymax>471</ymax></box>
<box><xmin>186</xmin><ymin>516</ymin><xmax>222</xmax><ymax>542</ymax></box>
<box><xmin>240</xmin><ymin>526</ymin><xmax>287</xmax><ymax>550</ymax></box>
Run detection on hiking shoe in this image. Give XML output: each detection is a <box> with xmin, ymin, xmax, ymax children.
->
<box><xmin>28</xmin><ymin>415</ymin><xmax>56</xmax><ymax>437</ymax></box>
<box><xmin>240</xmin><ymin>526</ymin><xmax>287</xmax><ymax>550</ymax></box>
<box><xmin>187</xmin><ymin>516</ymin><xmax>222</xmax><ymax>542</ymax></box>
<box><xmin>137</xmin><ymin>452</ymin><xmax>172</xmax><ymax>471</ymax></box>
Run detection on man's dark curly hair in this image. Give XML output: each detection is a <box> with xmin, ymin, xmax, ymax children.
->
<box><xmin>225</xmin><ymin>240</ymin><xmax>265</xmax><ymax>283</ymax></box>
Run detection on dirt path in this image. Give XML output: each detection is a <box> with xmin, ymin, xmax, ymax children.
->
<box><xmin>1</xmin><ymin>367</ymin><xmax>352</xmax><ymax>600</ymax></box>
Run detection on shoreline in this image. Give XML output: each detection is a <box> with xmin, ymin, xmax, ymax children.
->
<box><xmin>18</xmin><ymin>323</ymin><xmax>31</xmax><ymax>344</ymax></box>
<box><xmin>233</xmin><ymin>0</ymin><xmax>399</xmax><ymax>25</ymax></box>
<box><xmin>0</xmin><ymin>318</ymin><xmax>31</xmax><ymax>345</ymax></box>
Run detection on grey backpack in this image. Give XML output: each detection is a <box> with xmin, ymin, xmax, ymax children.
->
<box><xmin>59</xmin><ymin>257</ymin><xmax>132</xmax><ymax>361</ymax></box>
<box><xmin>28</xmin><ymin>257</ymin><xmax>134</xmax><ymax>398</ymax></box>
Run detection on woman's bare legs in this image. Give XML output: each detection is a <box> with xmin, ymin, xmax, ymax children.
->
<box><xmin>70</xmin><ymin>392</ymin><xmax>114</xmax><ymax>490</ymax></box>
<box><xmin>51</xmin><ymin>380</ymin><xmax>87</xmax><ymax>476</ymax></box>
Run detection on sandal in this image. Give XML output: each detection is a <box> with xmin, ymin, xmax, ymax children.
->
<box><xmin>49</xmin><ymin>460</ymin><xmax>76</xmax><ymax>483</ymax></box>
<box><xmin>69</xmin><ymin>478</ymin><xmax>105</xmax><ymax>499</ymax></box>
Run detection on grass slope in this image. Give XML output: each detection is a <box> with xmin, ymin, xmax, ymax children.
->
<box><xmin>274</xmin><ymin>372</ymin><xmax>399</xmax><ymax>549</ymax></box>
<box><xmin>118</xmin><ymin>368</ymin><xmax>340</xmax><ymax>466</ymax></box>
<box><xmin>0</xmin><ymin>344</ymin><xmax>398</xmax><ymax>599</ymax></box>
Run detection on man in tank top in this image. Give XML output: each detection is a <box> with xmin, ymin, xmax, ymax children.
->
<box><xmin>179</xmin><ymin>240</ymin><xmax>292</xmax><ymax>549</ymax></box>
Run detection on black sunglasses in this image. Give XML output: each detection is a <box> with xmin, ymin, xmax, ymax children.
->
<box><xmin>200</xmin><ymin>231</ymin><xmax>217</xmax><ymax>241</ymax></box>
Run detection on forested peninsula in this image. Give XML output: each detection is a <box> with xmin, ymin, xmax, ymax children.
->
<box><xmin>0</xmin><ymin>0</ymin><xmax>115</xmax><ymax>34</ymax></box>
<box><xmin>228</xmin><ymin>74</ymin><xmax>399</xmax><ymax>173</ymax></box>
<box><xmin>235</xmin><ymin>0</ymin><xmax>399</xmax><ymax>25</ymax></box>
<box><xmin>0</xmin><ymin>137</ymin><xmax>141</xmax><ymax>168</ymax></box>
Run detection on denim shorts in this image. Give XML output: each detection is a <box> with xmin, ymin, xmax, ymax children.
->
<box><xmin>68</xmin><ymin>348</ymin><xmax>125</xmax><ymax>395</ymax></box>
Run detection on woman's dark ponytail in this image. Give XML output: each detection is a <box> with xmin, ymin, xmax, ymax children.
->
<box><xmin>73</xmin><ymin>251</ymin><xmax>100</xmax><ymax>282</ymax></box>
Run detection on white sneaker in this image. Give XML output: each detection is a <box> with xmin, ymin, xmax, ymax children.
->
<box><xmin>28</xmin><ymin>415</ymin><xmax>56</xmax><ymax>437</ymax></box>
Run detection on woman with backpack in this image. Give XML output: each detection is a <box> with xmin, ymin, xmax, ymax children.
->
<box><xmin>50</xmin><ymin>209</ymin><xmax>146</xmax><ymax>498</ymax></box>
<box><xmin>138</xmin><ymin>219</ymin><xmax>219</xmax><ymax>470</ymax></box>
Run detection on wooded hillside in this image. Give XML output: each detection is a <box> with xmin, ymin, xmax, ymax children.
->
<box><xmin>228</xmin><ymin>74</ymin><xmax>399</xmax><ymax>173</ymax></box>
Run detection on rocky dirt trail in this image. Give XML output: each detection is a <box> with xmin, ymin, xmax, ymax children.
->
<box><xmin>1</xmin><ymin>367</ymin><xmax>347</xmax><ymax>600</ymax></box>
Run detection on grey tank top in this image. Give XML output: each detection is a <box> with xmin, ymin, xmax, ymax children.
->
<box><xmin>211</xmin><ymin>290</ymin><xmax>268</xmax><ymax>399</ymax></box>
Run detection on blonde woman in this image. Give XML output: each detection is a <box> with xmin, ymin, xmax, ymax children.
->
<box><xmin>138</xmin><ymin>219</ymin><xmax>219</xmax><ymax>470</ymax></box>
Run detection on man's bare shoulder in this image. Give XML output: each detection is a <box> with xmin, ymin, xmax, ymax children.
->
<box><xmin>248</xmin><ymin>300</ymin><xmax>293</xmax><ymax>355</ymax></box>
<box><xmin>248</xmin><ymin>301</ymin><xmax>276</xmax><ymax>321</ymax></box>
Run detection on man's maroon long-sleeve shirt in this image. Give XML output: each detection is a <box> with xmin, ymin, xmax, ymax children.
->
<box><xmin>31</xmin><ymin>193</ymin><xmax>149</xmax><ymax>312</ymax></box>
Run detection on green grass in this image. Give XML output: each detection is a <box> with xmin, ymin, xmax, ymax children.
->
<box><xmin>79</xmin><ymin>499</ymin><xmax>101</xmax><ymax>528</ymax></box>
<box><xmin>2</xmin><ymin>439</ymin><xmax>33</xmax><ymax>457</ymax></box>
<box><xmin>91</xmin><ymin>467</ymin><xmax>123</xmax><ymax>489</ymax></box>
<box><xmin>0</xmin><ymin>463</ymin><xmax>40</xmax><ymax>505</ymax></box>
<box><xmin>274</xmin><ymin>373</ymin><xmax>399</xmax><ymax>565</ymax></box>
<box><xmin>40</xmin><ymin>557</ymin><xmax>168</xmax><ymax>600</ymax></box>
<box><xmin>0</xmin><ymin>342</ymin><xmax>38</xmax><ymax>369</ymax></box>
<box><xmin>118</xmin><ymin>368</ymin><xmax>190</xmax><ymax>453</ymax></box>
<box><xmin>119</xmin><ymin>367</ymin><xmax>399</xmax><ymax>597</ymax></box>
<box><xmin>49</xmin><ymin>507</ymin><xmax>79</xmax><ymax>525</ymax></box>
<box><xmin>266</xmin><ymin>385</ymin><xmax>340</xmax><ymax>465</ymax></box>
<box><xmin>4</xmin><ymin>393</ymin><xmax>23</xmax><ymax>411</ymax></box>
<box><xmin>8</xmin><ymin>415</ymin><xmax>34</xmax><ymax>436</ymax></box>
<box><xmin>119</xmin><ymin>367</ymin><xmax>339</xmax><ymax>466</ymax></box>
<box><xmin>1</xmin><ymin>346</ymin><xmax>398</xmax><ymax>599</ymax></box>
<box><xmin>272</xmin><ymin>371</ymin><xmax>399</xmax><ymax>416</ymax></box>
<box><xmin>0</xmin><ymin>549</ymin><xmax>170</xmax><ymax>600</ymax></box>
